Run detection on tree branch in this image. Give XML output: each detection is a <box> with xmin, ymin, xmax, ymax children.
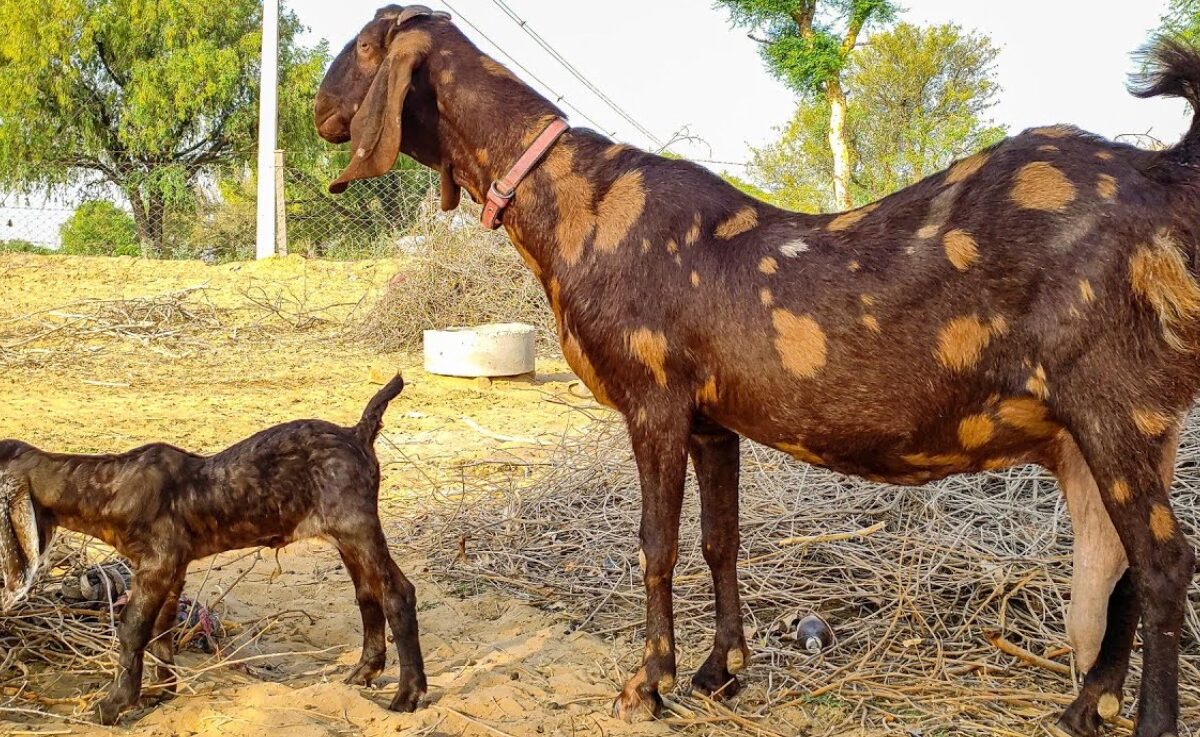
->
<box><xmin>792</xmin><ymin>1</ymin><xmax>816</xmax><ymax>39</ymax></box>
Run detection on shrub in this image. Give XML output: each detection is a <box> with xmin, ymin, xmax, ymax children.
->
<box><xmin>356</xmin><ymin>208</ymin><xmax>558</xmax><ymax>353</ymax></box>
<box><xmin>0</xmin><ymin>239</ymin><xmax>50</xmax><ymax>254</ymax></box>
<box><xmin>60</xmin><ymin>201</ymin><xmax>140</xmax><ymax>256</ymax></box>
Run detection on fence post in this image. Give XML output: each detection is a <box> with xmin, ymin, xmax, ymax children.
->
<box><xmin>274</xmin><ymin>149</ymin><xmax>287</xmax><ymax>256</ymax></box>
<box><xmin>254</xmin><ymin>0</ymin><xmax>280</xmax><ymax>260</ymax></box>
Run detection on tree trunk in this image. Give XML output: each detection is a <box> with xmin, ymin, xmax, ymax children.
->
<box><xmin>128</xmin><ymin>186</ymin><xmax>165</xmax><ymax>257</ymax></box>
<box><xmin>826</xmin><ymin>80</ymin><xmax>852</xmax><ymax>210</ymax></box>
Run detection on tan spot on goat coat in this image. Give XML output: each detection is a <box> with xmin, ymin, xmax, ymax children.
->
<box><xmin>627</xmin><ymin>328</ymin><xmax>669</xmax><ymax>387</ymax></box>
<box><xmin>1011</xmin><ymin>162</ymin><xmax>1077</xmax><ymax>212</ymax></box>
<box><xmin>1111</xmin><ymin>479</ymin><xmax>1134</xmax><ymax>505</ymax></box>
<box><xmin>935</xmin><ymin>315</ymin><xmax>1001</xmax><ymax>371</ymax></box>
<box><xmin>826</xmin><ymin>203</ymin><xmax>878</xmax><ymax>231</ymax></box>
<box><xmin>997</xmin><ymin>398</ymin><xmax>1060</xmax><ymax>438</ymax></box>
<box><xmin>715</xmin><ymin>207</ymin><xmax>758</xmax><ymax>239</ymax></box>
<box><xmin>1097</xmin><ymin>174</ymin><xmax>1118</xmax><ymax>200</ymax></box>
<box><xmin>771</xmin><ymin>310</ymin><xmax>827</xmax><ymax>379</ymax></box>
<box><xmin>759</xmin><ymin>257</ymin><xmax>778</xmax><ymax>274</ymax></box>
<box><xmin>945</xmin><ymin>152</ymin><xmax>989</xmax><ymax>184</ymax></box>
<box><xmin>594</xmin><ymin>170</ymin><xmax>646</xmax><ymax>253</ymax></box>
<box><xmin>1150</xmin><ymin>504</ymin><xmax>1177</xmax><ymax>542</ymax></box>
<box><xmin>943</xmin><ymin>229</ymin><xmax>980</xmax><ymax>271</ymax></box>
<box><xmin>1129</xmin><ymin>231</ymin><xmax>1200</xmax><ymax>350</ymax></box>
<box><xmin>1133</xmin><ymin>408</ymin><xmax>1172</xmax><ymax>437</ymax></box>
<box><xmin>957</xmin><ymin>414</ymin><xmax>995</xmax><ymax>449</ymax></box>
<box><xmin>545</xmin><ymin>148</ymin><xmax>596</xmax><ymax>265</ymax></box>
<box><xmin>563</xmin><ymin>332</ymin><xmax>613</xmax><ymax>408</ymax></box>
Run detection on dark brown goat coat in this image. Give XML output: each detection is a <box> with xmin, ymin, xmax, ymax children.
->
<box><xmin>315</xmin><ymin>9</ymin><xmax>1200</xmax><ymax>736</ymax></box>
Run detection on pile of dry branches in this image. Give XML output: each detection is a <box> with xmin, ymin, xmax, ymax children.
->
<box><xmin>0</xmin><ymin>286</ymin><xmax>224</xmax><ymax>364</ymax></box>
<box><xmin>354</xmin><ymin>210</ymin><xmax>557</xmax><ymax>353</ymax></box>
<box><xmin>416</xmin><ymin>412</ymin><xmax>1200</xmax><ymax>735</ymax></box>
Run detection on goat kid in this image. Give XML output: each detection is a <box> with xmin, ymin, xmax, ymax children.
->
<box><xmin>0</xmin><ymin>375</ymin><xmax>425</xmax><ymax>724</ymax></box>
<box><xmin>316</xmin><ymin>9</ymin><xmax>1199</xmax><ymax>737</ymax></box>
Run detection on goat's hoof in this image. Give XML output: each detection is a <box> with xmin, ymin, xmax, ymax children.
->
<box><xmin>94</xmin><ymin>698</ymin><xmax>125</xmax><ymax>726</ymax></box>
<box><xmin>1051</xmin><ymin>710</ymin><xmax>1100</xmax><ymax>737</ymax></box>
<box><xmin>689</xmin><ymin>668</ymin><xmax>741</xmax><ymax>700</ymax></box>
<box><xmin>611</xmin><ymin>682</ymin><xmax>662</xmax><ymax>722</ymax></box>
<box><xmin>344</xmin><ymin>660</ymin><xmax>385</xmax><ymax>687</ymax></box>
<box><xmin>388</xmin><ymin>675</ymin><xmax>427</xmax><ymax>713</ymax></box>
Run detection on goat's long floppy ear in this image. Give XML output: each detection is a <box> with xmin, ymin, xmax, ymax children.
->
<box><xmin>329</xmin><ymin>38</ymin><xmax>428</xmax><ymax>194</ymax></box>
<box><xmin>440</xmin><ymin>163</ymin><xmax>461</xmax><ymax>211</ymax></box>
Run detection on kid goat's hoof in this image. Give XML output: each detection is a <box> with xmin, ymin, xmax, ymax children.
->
<box><xmin>94</xmin><ymin>698</ymin><xmax>126</xmax><ymax>726</ymax></box>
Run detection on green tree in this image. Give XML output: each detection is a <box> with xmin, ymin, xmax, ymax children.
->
<box><xmin>717</xmin><ymin>0</ymin><xmax>899</xmax><ymax>209</ymax></box>
<box><xmin>751</xmin><ymin>22</ymin><xmax>1006</xmax><ymax>211</ymax></box>
<box><xmin>1156</xmin><ymin>0</ymin><xmax>1200</xmax><ymax>42</ymax></box>
<box><xmin>60</xmin><ymin>201</ymin><xmax>140</xmax><ymax>256</ymax></box>
<box><xmin>0</xmin><ymin>0</ymin><xmax>324</xmax><ymax>257</ymax></box>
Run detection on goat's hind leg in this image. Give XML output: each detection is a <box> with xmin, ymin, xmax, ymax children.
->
<box><xmin>337</xmin><ymin>546</ymin><xmax>388</xmax><ymax>687</ymax></box>
<box><xmin>95</xmin><ymin>562</ymin><xmax>181</xmax><ymax>725</ymax></box>
<box><xmin>145</xmin><ymin>574</ymin><xmax>185</xmax><ymax>700</ymax></box>
<box><xmin>1056</xmin><ymin>408</ymin><xmax>1192</xmax><ymax>737</ymax></box>
<box><xmin>1055</xmin><ymin>424</ymin><xmax>1180</xmax><ymax>736</ymax></box>
<box><xmin>335</xmin><ymin>523</ymin><xmax>426</xmax><ymax>712</ymax></box>
<box><xmin>688</xmin><ymin>425</ymin><xmax>750</xmax><ymax>700</ymax></box>
<box><xmin>377</xmin><ymin>542</ymin><xmax>426</xmax><ymax>712</ymax></box>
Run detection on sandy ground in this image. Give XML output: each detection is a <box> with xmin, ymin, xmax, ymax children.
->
<box><xmin>0</xmin><ymin>253</ymin><xmax>677</xmax><ymax>737</ymax></box>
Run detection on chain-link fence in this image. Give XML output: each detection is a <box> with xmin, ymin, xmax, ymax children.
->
<box><xmin>0</xmin><ymin>156</ymin><xmax>442</xmax><ymax>262</ymax></box>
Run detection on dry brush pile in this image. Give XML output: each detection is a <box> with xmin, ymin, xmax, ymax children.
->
<box><xmin>413</xmin><ymin>411</ymin><xmax>1200</xmax><ymax>735</ymax></box>
<box><xmin>354</xmin><ymin>208</ymin><xmax>558</xmax><ymax>353</ymax></box>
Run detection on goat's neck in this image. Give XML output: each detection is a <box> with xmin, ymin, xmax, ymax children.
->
<box><xmin>431</xmin><ymin>55</ymin><xmax>590</xmax><ymax>281</ymax></box>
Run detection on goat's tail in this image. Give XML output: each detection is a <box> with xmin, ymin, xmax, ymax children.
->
<box><xmin>1132</xmin><ymin>35</ymin><xmax>1200</xmax><ymax>166</ymax></box>
<box><xmin>355</xmin><ymin>373</ymin><xmax>405</xmax><ymax>444</ymax></box>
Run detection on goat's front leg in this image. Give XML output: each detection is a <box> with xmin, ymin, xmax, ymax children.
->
<box><xmin>687</xmin><ymin>425</ymin><xmax>748</xmax><ymax>699</ymax></box>
<box><xmin>613</xmin><ymin>409</ymin><xmax>688</xmax><ymax>721</ymax></box>
<box><xmin>96</xmin><ymin>563</ymin><xmax>178</xmax><ymax>725</ymax></box>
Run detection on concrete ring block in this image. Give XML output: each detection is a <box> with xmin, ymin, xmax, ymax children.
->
<box><xmin>423</xmin><ymin>322</ymin><xmax>536</xmax><ymax>378</ymax></box>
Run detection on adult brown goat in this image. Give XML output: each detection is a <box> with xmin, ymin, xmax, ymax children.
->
<box><xmin>315</xmin><ymin>8</ymin><xmax>1200</xmax><ymax>736</ymax></box>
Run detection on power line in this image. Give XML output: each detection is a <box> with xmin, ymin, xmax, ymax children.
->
<box><xmin>435</xmin><ymin>0</ymin><xmax>620</xmax><ymax>138</ymax></box>
<box><xmin>487</xmin><ymin>0</ymin><xmax>665</xmax><ymax>149</ymax></box>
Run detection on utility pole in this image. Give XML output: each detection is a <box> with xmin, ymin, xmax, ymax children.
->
<box><xmin>255</xmin><ymin>0</ymin><xmax>279</xmax><ymax>260</ymax></box>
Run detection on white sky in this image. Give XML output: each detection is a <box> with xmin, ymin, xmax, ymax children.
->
<box><xmin>289</xmin><ymin>0</ymin><xmax>1191</xmax><ymax>174</ymax></box>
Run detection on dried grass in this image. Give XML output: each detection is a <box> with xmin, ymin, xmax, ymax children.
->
<box><xmin>354</xmin><ymin>210</ymin><xmax>557</xmax><ymax>353</ymax></box>
<box><xmin>413</xmin><ymin>409</ymin><xmax>1200</xmax><ymax>735</ymax></box>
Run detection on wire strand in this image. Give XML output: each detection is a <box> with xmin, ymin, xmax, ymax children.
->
<box><xmin>488</xmin><ymin>0</ymin><xmax>665</xmax><ymax>148</ymax></box>
<box><xmin>434</xmin><ymin>0</ymin><xmax>620</xmax><ymax>138</ymax></box>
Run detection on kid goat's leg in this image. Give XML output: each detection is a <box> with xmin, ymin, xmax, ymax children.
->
<box><xmin>687</xmin><ymin>424</ymin><xmax>749</xmax><ymax>699</ymax></box>
<box><xmin>335</xmin><ymin>521</ymin><xmax>426</xmax><ymax>712</ymax></box>
<box><xmin>96</xmin><ymin>562</ymin><xmax>181</xmax><ymax>725</ymax></box>
<box><xmin>146</xmin><ymin>574</ymin><xmax>185</xmax><ymax>696</ymax></box>
<box><xmin>613</xmin><ymin>409</ymin><xmax>689</xmax><ymax>720</ymax></box>
<box><xmin>1057</xmin><ymin>423</ymin><xmax>1182</xmax><ymax>737</ymax></box>
<box><xmin>1059</xmin><ymin>407</ymin><xmax>1192</xmax><ymax>737</ymax></box>
<box><xmin>378</xmin><ymin>547</ymin><xmax>426</xmax><ymax>712</ymax></box>
<box><xmin>337</xmin><ymin>546</ymin><xmax>388</xmax><ymax>688</ymax></box>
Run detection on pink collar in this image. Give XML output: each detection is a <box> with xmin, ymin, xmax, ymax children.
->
<box><xmin>481</xmin><ymin>117</ymin><xmax>570</xmax><ymax>230</ymax></box>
